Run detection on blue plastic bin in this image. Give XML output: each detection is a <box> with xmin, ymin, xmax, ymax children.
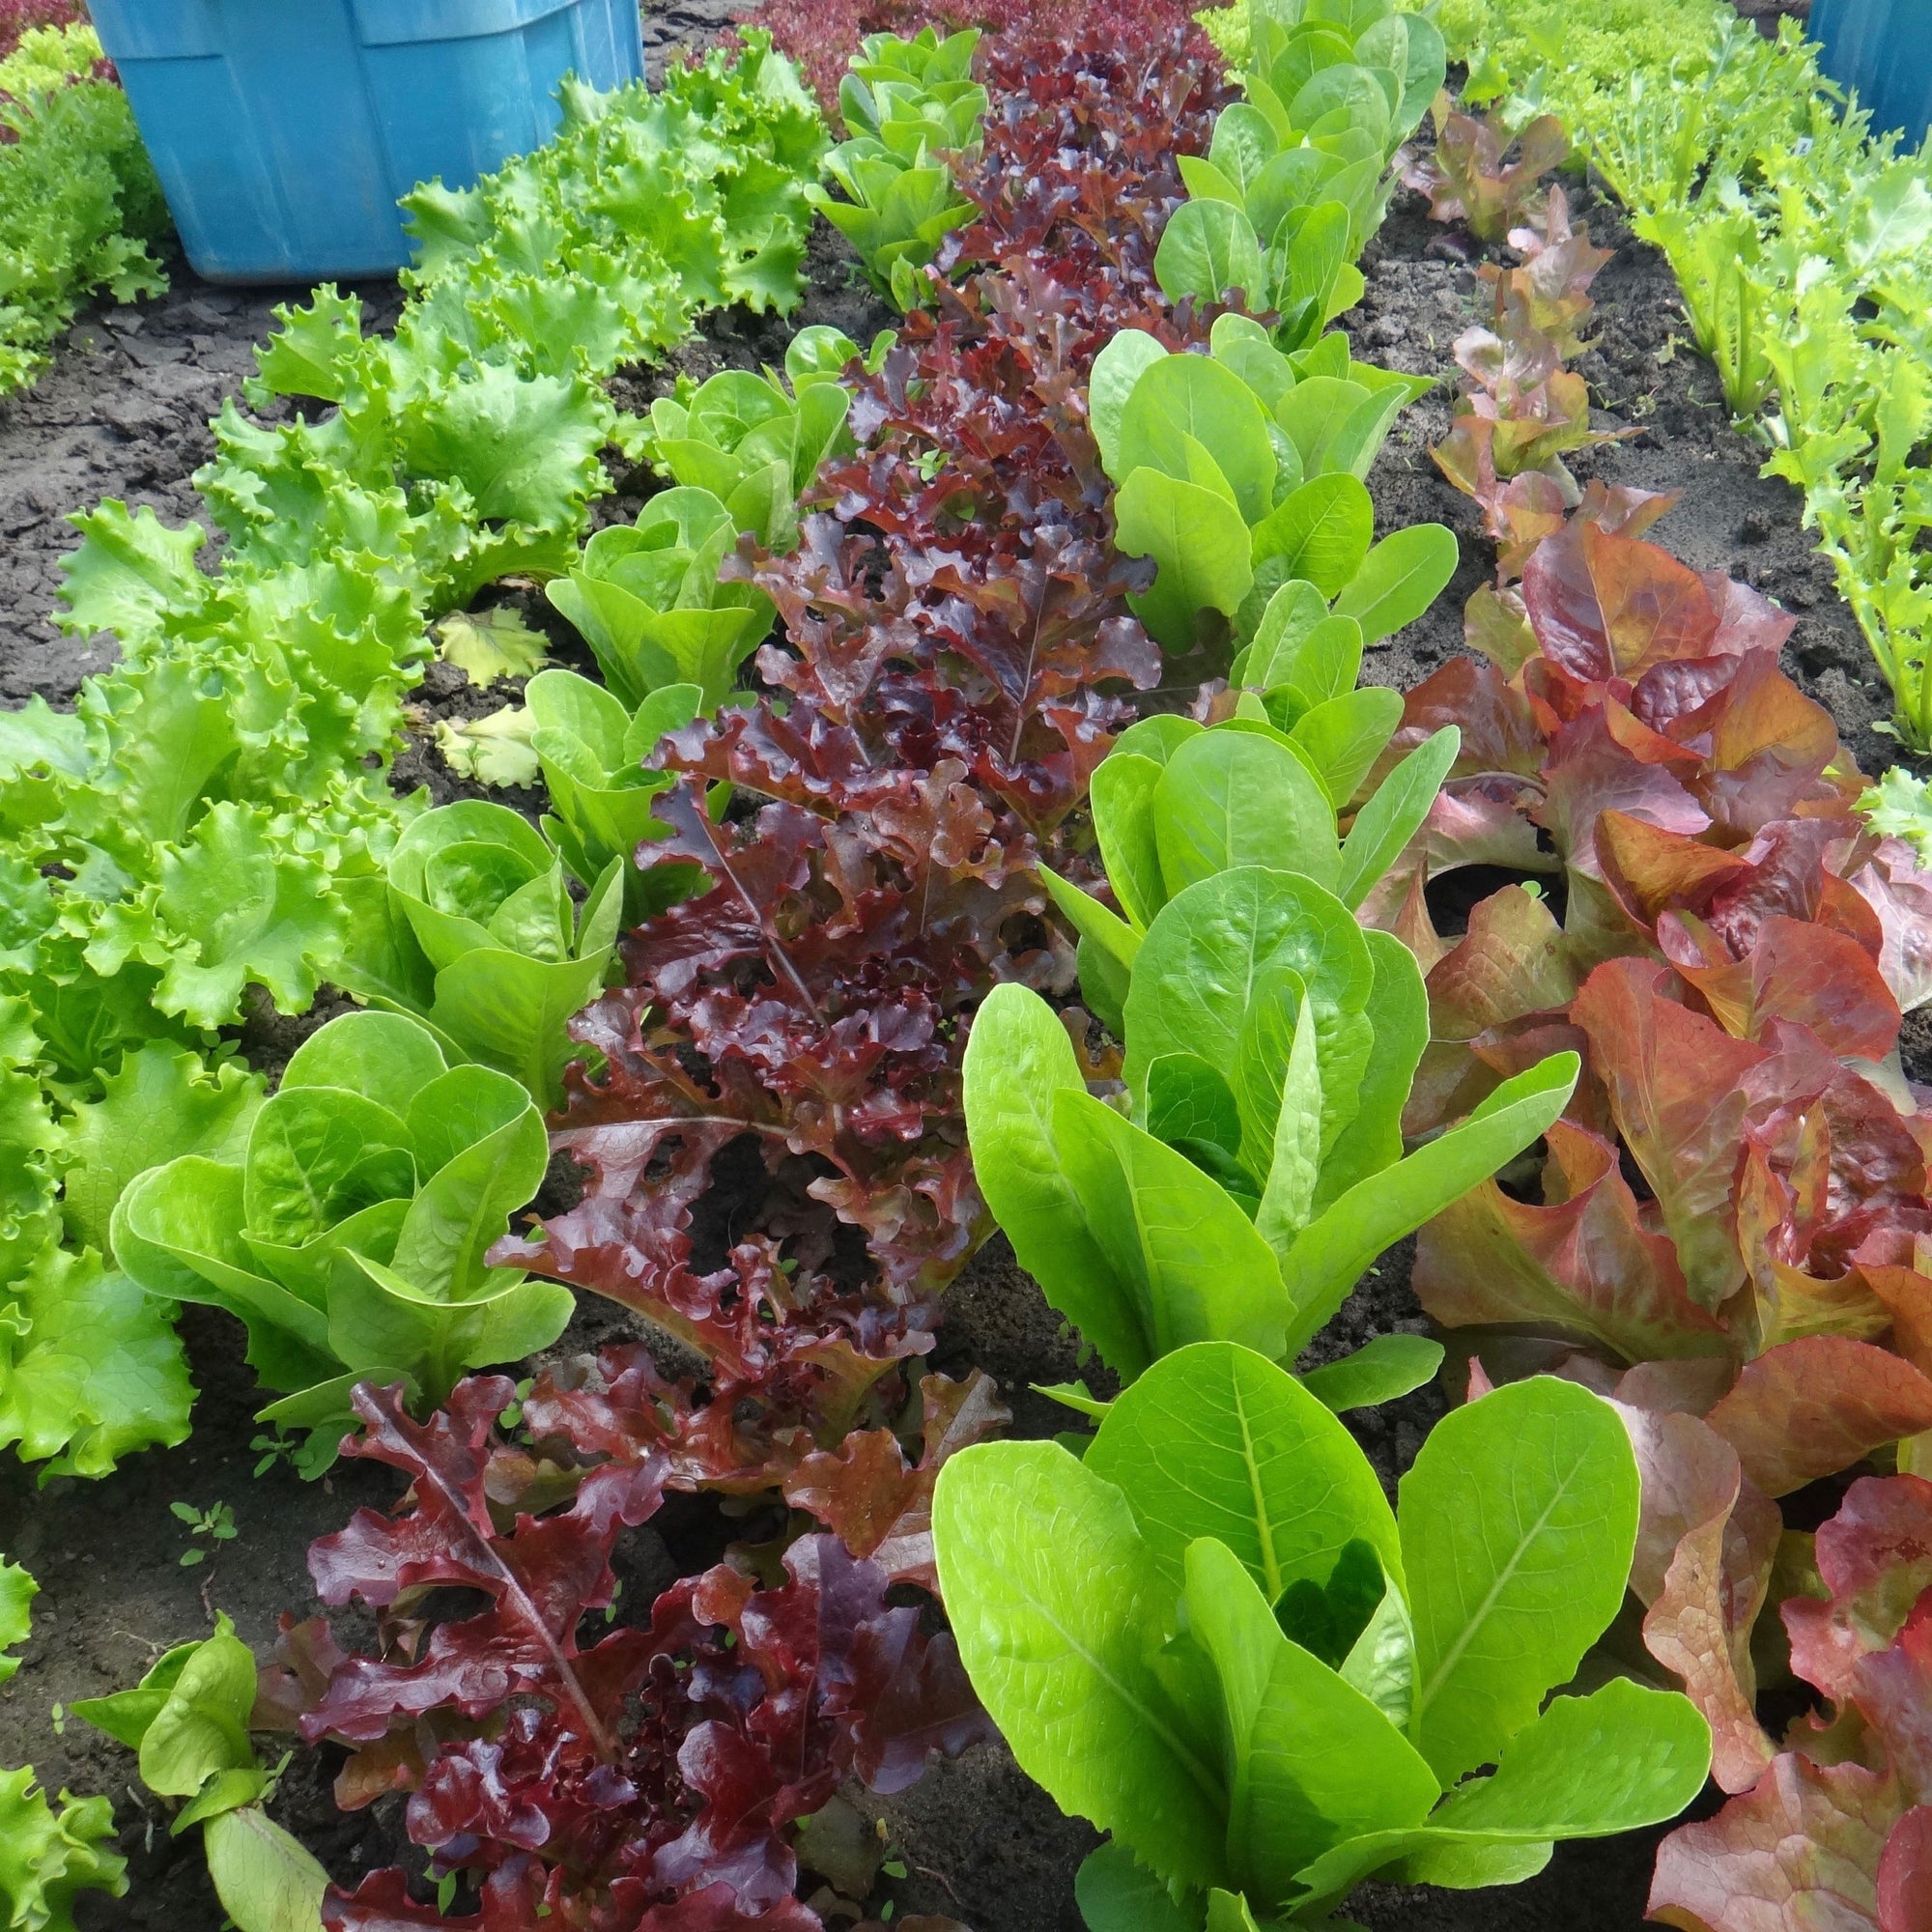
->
<box><xmin>1810</xmin><ymin>0</ymin><xmax>1932</xmax><ymax>151</ymax></box>
<box><xmin>86</xmin><ymin>0</ymin><xmax>644</xmax><ymax>282</ymax></box>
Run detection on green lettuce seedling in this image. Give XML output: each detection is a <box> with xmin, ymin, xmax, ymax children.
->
<box><xmin>548</xmin><ymin>487</ymin><xmax>776</xmax><ymax>711</ymax></box>
<box><xmin>965</xmin><ymin>868</ymin><xmax>1575</xmax><ymax>1382</ymax></box>
<box><xmin>526</xmin><ymin>670</ymin><xmax>707</xmax><ymax>923</ymax></box>
<box><xmin>932</xmin><ymin>1348</ymin><xmax>1712</xmax><ymax>1930</ymax></box>
<box><xmin>75</xmin><ymin>1617</ymin><xmax>326</xmax><ymax>1932</ymax></box>
<box><xmin>113</xmin><ymin>1010</ymin><xmax>569</xmax><ymax>1467</ymax></box>
<box><xmin>637</xmin><ymin>325</ymin><xmax>894</xmax><ymax>544</ymax></box>
<box><xmin>1039</xmin><ymin>682</ymin><xmax>1460</xmax><ymax>1046</ymax></box>
<box><xmin>1094</xmin><ymin>317</ymin><xmax>1453</xmax><ymax>649</ymax></box>
<box><xmin>807</xmin><ymin>29</ymin><xmax>987</xmax><ymax>307</ymax></box>
<box><xmin>355</xmin><ymin>799</ymin><xmax>627</xmax><ymax>1107</ymax></box>
<box><xmin>1155</xmin><ymin>0</ymin><xmax>1445</xmax><ymax>332</ymax></box>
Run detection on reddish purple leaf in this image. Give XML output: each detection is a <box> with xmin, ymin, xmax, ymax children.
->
<box><xmin>1851</xmin><ymin>838</ymin><xmax>1932</xmax><ymax>1018</ymax></box>
<box><xmin>1650</xmin><ymin>1753</ymin><xmax>1903</xmax><ymax>1932</ymax></box>
<box><xmin>1783</xmin><ymin>1475</ymin><xmax>1932</xmax><ymax>1709</ymax></box>
<box><xmin>1879</xmin><ymin>1805</ymin><xmax>1932</xmax><ymax>1932</ymax></box>
<box><xmin>1573</xmin><ymin>958</ymin><xmax>1765</xmax><ymax>1312</ymax></box>
<box><xmin>1623</xmin><ymin>1405</ymin><xmax>1779</xmax><ymax>1793</ymax></box>
<box><xmin>1522</xmin><ymin>519</ymin><xmax>1721</xmax><ymax>685</ymax></box>
<box><xmin>781</xmin><ymin>1369</ymin><xmax>1011</xmax><ymax>1591</ymax></box>
<box><xmin>1416</xmin><ymin>1121</ymin><xmax>1732</xmax><ymax>1362</ymax></box>
<box><xmin>308</xmin><ymin>1381</ymin><xmax>991</xmax><ymax>1926</ymax></box>
<box><xmin>1706</xmin><ymin>1344</ymin><xmax>1932</xmax><ymax>1497</ymax></box>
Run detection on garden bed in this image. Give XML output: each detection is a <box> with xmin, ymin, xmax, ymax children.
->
<box><xmin>0</xmin><ymin>10</ymin><xmax>1915</xmax><ymax>1932</ymax></box>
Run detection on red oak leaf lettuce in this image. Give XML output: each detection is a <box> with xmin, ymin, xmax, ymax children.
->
<box><xmin>302</xmin><ymin>1379</ymin><xmax>990</xmax><ymax>1929</ymax></box>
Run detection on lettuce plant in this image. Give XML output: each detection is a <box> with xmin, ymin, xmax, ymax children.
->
<box><xmin>24</xmin><ymin>532</ymin><xmax>426</xmax><ymax>1049</ymax></box>
<box><xmin>635</xmin><ymin>325</ymin><xmax>893</xmax><ymax>547</ymax></box>
<box><xmin>548</xmin><ymin>488</ymin><xmax>778</xmax><ymax>711</ymax></box>
<box><xmin>1430</xmin><ymin>195</ymin><xmax>1629</xmax><ymax>514</ymax></box>
<box><xmin>1039</xmin><ymin>684</ymin><xmax>1461</xmax><ymax>1031</ymax></box>
<box><xmin>75</xmin><ymin>1617</ymin><xmax>327</xmax><ymax>1932</ymax></box>
<box><xmin>1372</xmin><ymin>506</ymin><xmax>1847</xmax><ymax>990</ymax></box>
<box><xmin>1636</xmin><ymin>205</ymin><xmax>1781</xmax><ymax>422</ymax></box>
<box><xmin>933</xmin><ymin>1345</ymin><xmax>1712</xmax><ymax>1928</ymax></box>
<box><xmin>1767</xmin><ymin>317</ymin><xmax>1932</xmax><ymax>752</ymax></box>
<box><xmin>0</xmin><ymin>1000</ymin><xmax>246</xmax><ymax>1479</ymax></box>
<box><xmin>0</xmin><ymin>23</ymin><xmax>168</xmax><ymax>397</ymax></box>
<box><xmin>1064</xmin><ymin>645</ymin><xmax>1459</xmax><ymax>895</ymax></box>
<box><xmin>1155</xmin><ymin>0</ymin><xmax>1443</xmax><ymax>328</ymax></box>
<box><xmin>404</xmin><ymin>30</ymin><xmax>828</xmax><ymax>341</ymax></box>
<box><xmin>964</xmin><ymin>874</ymin><xmax>1576</xmax><ymax>1382</ymax></box>
<box><xmin>1427</xmin><ymin>190</ymin><xmax>1620</xmax><ymax>568</ymax></box>
<box><xmin>1647</xmin><ymin>1473</ymin><xmax>1932</xmax><ymax>1932</ymax></box>
<box><xmin>1402</xmin><ymin>100</ymin><xmax>1568</xmax><ymax>242</ymax></box>
<box><xmin>344</xmin><ymin>800</ymin><xmax>627</xmax><ymax>1108</ymax></box>
<box><xmin>112</xmin><ymin>1010</ymin><xmax>568</xmax><ymax>1467</ymax></box>
<box><xmin>807</xmin><ymin>28</ymin><xmax>987</xmax><ymax>305</ymax></box>
<box><xmin>0</xmin><ymin>1770</ymin><xmax>123</xmax><ymax>1932</ymax></box>
<box><xmin>283</xmin><ymin>1378</ymin><xmax>991</xmax><ymax>1929</ymax></box>
<box><xmin>1094</xmin><ymin>317</ymin><xmax>1446</xmax><ymax>648</ymax></box>
<box><xmin>525</xmin><ymin>670</ymin><xmax>705</xmax><ymax>921</ymax></box>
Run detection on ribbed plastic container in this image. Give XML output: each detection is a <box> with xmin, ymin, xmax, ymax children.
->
<box><xmin>87</xmin><ymin>0</ymin><xmax>644</xmax><ymax>282</ymax></box>
<box><xmin>1810</xmin><ymin>0</ymin><xmax>1932</xmax><ymax>150</ymax></box>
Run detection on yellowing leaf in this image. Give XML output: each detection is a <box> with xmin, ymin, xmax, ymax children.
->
<box><xmin>434</xmin><ymin>706</ymin><xmax>541</xmax><ymax>788</ymax></box>
<box><xmin>436</xmin><ymin>608</ymin><xmax>551</xmax><ymax>687</ymax></box>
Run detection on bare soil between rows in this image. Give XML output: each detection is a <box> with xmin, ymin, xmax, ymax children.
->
<box><xmin>0</xmin><ymin>32</ymin><xmax>1906</xmax><ymax>1932</ymax></box>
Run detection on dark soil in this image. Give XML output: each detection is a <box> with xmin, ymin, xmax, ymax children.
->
<box><xmin>0</xmin><ymin>14</ymin><xmax>1890</xmax><ymax>1932</ymax></box>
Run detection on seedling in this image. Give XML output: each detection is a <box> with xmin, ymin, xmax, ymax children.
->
<box><xmin>247</xmin><ymin>1430</ymin><xmax>300</xmax><ymax>1480</ymax></box>
<box><xmin>75</xmin><ymin>1618</ymin><xmax>327</xmax><ymax>1932</ymax></box>
<box><xmin>170</xmin><ymin>1499</ymin><xmax>237</xmax><ymax>1568</ymax></box>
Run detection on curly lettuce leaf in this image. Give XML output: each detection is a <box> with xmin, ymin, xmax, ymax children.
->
<box><xmin>0</xmin><ymin>1557</ymin><xmax>33</xmax><ymax>1686</ymax></box>
<box><xmin>0</xmin><ymin>1768</ymin><xmax>125</xmax><ymax>1931</ymax></box>
<box><xmin>0</xmin><ymin>1243</ymin><xmax>193</xmax><ymax>1478</ymax></box>
<box><xmin>59</xmin><ymin>1039</ymin><xmax>265</xmax><ymax>1255</ymax></box>
<box><xmin>0</xmin><ymin>38</ymin><xmax>168</xmax><ymax>401</ymax></box>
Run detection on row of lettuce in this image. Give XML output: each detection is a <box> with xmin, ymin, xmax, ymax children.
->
<box><xmin>1247</xmin><ymin>2</ymin><xmax>1932</xmax><ymax>1925</ymax></box>
<box><xmin>938</xmin><ymin>11</ymin><xmax>1923</xmax><ymax>1930</ymax></box>
<box><xmin>1411</xmin><ymin>0</ymin><xmax>1932</xmax><ymax>773</ymax></box>
<box><xmin>0</xmin><ymin>30</ymin><xmax>848</xmax><ymax>1925</ymax></box>
<box><xmin>4</xmin><ymin>4</ymin><xmax>1930</xmax><ymax>1931</ymax></box>
<box><xmin>0</xmin><ymin>12</ymin><xmax>169</xmax><ymax>396</ymax></box>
